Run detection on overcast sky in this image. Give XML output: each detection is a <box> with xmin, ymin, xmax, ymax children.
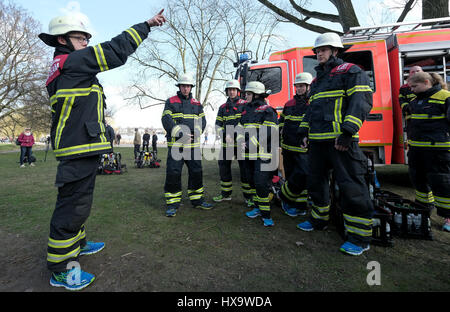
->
<box><xmin>12</xmin><ymin>0</ymin><xmax>425</xmax><ymax>130</ymax></box>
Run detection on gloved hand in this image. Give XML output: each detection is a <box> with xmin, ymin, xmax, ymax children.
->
<box><xmin>335</xmin><ymin>130</ymin><xmax>353</xmax><ymax>151</ymax></box>
<box><xmin>297</xmin><ymin>128</ymin><xmax>308</xmax><ymax>148</ymax></box>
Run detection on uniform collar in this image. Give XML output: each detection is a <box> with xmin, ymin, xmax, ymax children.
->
<box><xmin>177</xmin><ymin>91</ymin><xmax>192</xmax><ymax>100</ymax></box>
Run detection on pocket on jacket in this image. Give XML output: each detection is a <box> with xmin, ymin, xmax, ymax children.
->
<box><xmin>85</xmin><ymin>121</ymin><xmax>103</xmax><ymax>138</ymax></box>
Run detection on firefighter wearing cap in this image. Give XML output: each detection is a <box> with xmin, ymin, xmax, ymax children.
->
<box><xmin>162</xmin><ymin>73</ymin><xmax>214</xmax><ymax>217</ymax></box>
<box><xmin>40</xmin><ymin>11</ymin><xmax>166</xmax><ymax>290</ymax></box>
<box><xmin>297</xmin><ymin>33</ymin><xmax>374</xmax><ymax>256</ymax></box>
<box><xmin>213</xmin><ymin>80</ymin><xmax>251</xmax><ymax>204</ymax></box>
<box><xmin>237</xmin><ymin>81</ymin><xmax>279</xmax><ymax>227</ymax></box>
<box><xmin>278</xmin><ymin>73</ymin><xmax>313</xmax><ymax>217</ymax></box>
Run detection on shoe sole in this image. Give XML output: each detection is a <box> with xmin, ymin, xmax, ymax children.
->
<box><xmin>297</xmin><ymin>224</ymin><xmax>328</xmax><ymax>232</ymax></box>
<box><xmin>80</xmin><ymin>244</ymin><xmax>105</xmax><ymax>256</ymax></box>
<box><xmin>50</xmin><ymin>277</ymin><xmax>95</xmax><ymax>291</ymax></box>
<box><xmin>213</xmin><ymin>197</ymin><xmax>232</xmax><ymax>202</ymax></box>
<box><xmin>340</xmin><ymin>246</ymin><xmax>370</xmax><ymax>256</ymax></box>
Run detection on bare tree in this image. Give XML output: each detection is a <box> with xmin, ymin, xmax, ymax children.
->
<box><xmin>126</xmin><ymin>0</ymin><xmax>280</xmax><ymax>110</ymax></box>
<box><xmin>0</xmin><ymin>1</ymin><xmax>51</xmax><ymax>131</ymax></box>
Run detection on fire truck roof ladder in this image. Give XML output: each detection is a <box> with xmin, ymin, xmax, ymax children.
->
<box><xmin>343</xmin><ymin>17</ymin><xmax>450</xmax><ymax>41</ymax></box>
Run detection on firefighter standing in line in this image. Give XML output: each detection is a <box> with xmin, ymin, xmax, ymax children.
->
<box><xmin>400</xmin><ymin>66</ymin><xmax>423</xmax><ymax>118</ymax></box>
<box><xmin>297</xmin><ymin>33</ymin><xmax>375</xmax><ymax>256</ymax></box>
<box><xmin>162</xmin><ymin>73</ymin><xmax>214</xmax><ymax>217</ymax></box>
<box><xmin>406</xmin><ymin>72</ymin><xmax>450</xmax><ymax>232</ymax></box>
<box><xmin>237</xmin><ymin>81</ymin><xmax>279</xmax><ymax>227</ymax></box>
<box><xmin>278</xmin><ymin>73</ymin><xmax>313</xmax><ymax>218</ymax></box>
<box><xmin>39</xmin><ymin>10</ymin><xmax>166</xmax><ymax>290</ymax></box>
<box><xmin>213</xmin><ymin>80</ymin><xmax>252</xmax><ymax>204</ymax></box>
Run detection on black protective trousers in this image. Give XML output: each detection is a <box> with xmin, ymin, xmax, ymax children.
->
<box><xmin>164</xmin><ymin>147</ymin><xmax>204</xmax><ymax>209</ymax></box>
<box><xmin>218</xmin><ymin>147</ymin><xmax>251</xmax><ymax>199</ymax></box>
<box><xmin>47</xmin><ymin>156</ymin><xmax>98</xmax><ymax>273</ymax></box>
<box><xmin>408</xmin><ymin>148</ymin><xmax>450</xmax><ymax>218</ymax></box>
<box><xmin>279</xmin><ymin>149</ymin><xmax>309</xmax><ymax>210</ymax></box>
<box><xmin>307</xmin><ymin>141</ymin><xmax>374</xmax><ymax>246</ymax></box>
<box><xmin>244</xmin><ymin>158</ymin><xmax>273</xmax><ymax>218</ymax></box>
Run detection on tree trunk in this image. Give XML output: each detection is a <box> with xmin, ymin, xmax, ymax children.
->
<box><xmin>422</xmin><ymin>0</ymin><xmax>449</xmax><ymax>19</ymax></box>
<box><xmin>329</xmin><ymin>0</ymin><xmax>360</xmax><ymax>32</ymax></box>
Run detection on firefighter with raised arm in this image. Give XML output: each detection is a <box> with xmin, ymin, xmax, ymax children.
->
<box><xmin>39</xmin><ymin>10</ymin><xmax>166</xmax><ymax>290</ymax></box>
<box><xmin>213</xmin><ymin>79</ymin><xmax>252</xmax><ymax>204</ymax></box>
<box><xmin>278</xmin><ymin>73</ymin><xmax>312</xmax><ymax>218</ymax></box>
<box><xmin>297</xmin><ymin>33</ymin><xmax>375</xmax><ymax>256</ymax></box>
<box><xmin>400</xmin><ymin>66</ymin><xmax>423</xmax><ymax>118</ymax></box>
<box><xmin>237</xmin><ymin>81</ymin><xmax>279</xmax><ymax>227</ymax></box>
<box><xmin>162</xmin><ymin>73</ymin><xmax>214</xmax><ymax>217</ymax></box>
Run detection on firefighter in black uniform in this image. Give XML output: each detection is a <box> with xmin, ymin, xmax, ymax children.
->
<box><xmin>399</xmin><ymin>66</ymin><xmax>423</xmax><ymax>117</ymax></box>
<box><xmin>297</xmin><ymin>33</ymin><xmax>374</xmax><ymax>256</ymax></box>
<box><xmin>278</xmin><ymin>73</ymin><xmax>312</xmax><ymax>218</ymax></box>
<box><xmin>213</xmin><ymin>80</ymin><xmax>252</xmax><ymax>204</ymax></box>
<box><xmin>237</xmin><ymin>81</ymin><xmax>279</xmax><ymax>227</ymax></box>
<box><xmin>162</xmin><ymin>73</ymin><xmax>213</xmax><ymax>217</ymax></box>
<box><xmin>406</xmin><ymin>72</ymin><xmax>450</xmax><ymax>232</ymax></box>
<box><xmin>39</xmin><ymin>10</ymin><xmax>166</xmax><ymax>290</ymax></box>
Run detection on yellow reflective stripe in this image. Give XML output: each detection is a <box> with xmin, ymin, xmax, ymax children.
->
<box><xmin>344</xmin><ymin>115</ymin><xmax>363</xmax><ymax>128</ymax></box>
<box><xmin>284</xmin><ymin>115</ymin><xmax>304</xmax><ymax>122</ymax></box>
<box><xmin>50</xmin><ymin>85</ymin><xmax>103</xmax><ymax>101</ymax></box>
<box><xmin>408</xmin><ymin>141</ymin><xmax>450</xmax><ymax>148</ymax></box>
<box><xmin>97</xmin><ymin>89</ymin><xmax>107</xmax><ymax>143</ymax></box>
<box><xmin>410</xmin><ymin>114</ymin><xmax>446</xmax><ymax>120</ymax></box>
<box><xmin>281</xmin><ymin>142</ymin><xmax>307</xmax><ymax>153</ymax></box>
<box><xmin>345</xmin><ymin>224</ymin><xmax>372</xmax><ymax>237</ymax></box>
<box><xmin>93</xmin><ymin>44</ymin><xmax>109</xmax><ymax>71</ymax></box>
<box><xmin>47</xmin><ymin>246</ymin><xmax>80</xmax><ymax>263</ymax></box>
<box><xmin>262</xmin><ymin>121</ymin><xmax>278</xmax><ymax>128</ymax></box>
<box><xmin>428</xmin><ymin>100</ymin><xmax>445</xmax><ymax>105</ymax></box>
<box><xmin>126</xmin><ymin>28</ymin><xmax>142</xmax><ymax>47</ymax></box>
<box><xmin>216</xmin><ymin>116</ymin><xmax>224</xmax><ymax>121</ymax></box>
<box><xmin>54</xmin><ymin>142</ymin><xmax>112</xmax><ymax>157</ymax></box>
<box><xmin>346</xmin><ymin>85</ymin><xmax>372</xmax><ymax>96</ymax></box>
<box><xmin>55</xmin><ymin>97</ymin><xmax>74</xmax><ymax>150</ymax></box>
<box><xmin>188</xmin><ymin>187</ymin><xmax>204</xmax><ymax>194</ymax></box>
<box><xmin>165</xmin><ymin>191</ymin><xmax>182</xmax><ymax>198</ymax></box>
<box><xmin>309</xmin><ymin>132</ymin><xmax>341</xmax><ymax>140</ymax></box>
<box><xmin>244</xmin><ymin>123</ymin><xmax>260</xmax><ymax>129</ymax></box>
<box><xmin>48</xmin><ymin>230</ymin><xmax>84</xmax><ymax>249</ymax></box>
<box><xmin>310</xmin><ymin>90</ymin><xmax>345</xmax><ymax>101</ymax></box>
<box><xmin>128</xmin><ymin>27</ymin><xmax>143</xmax><ymax>45</ymax></box>
<box><xmin>343</xmin><ymin>214</ymin><xmax>373</xmax><ymax>226</ymax></box>
<box><xmin>311</xmin><ymin>209</ymin><xmax>329</xmax><ymax>221</ymax></box>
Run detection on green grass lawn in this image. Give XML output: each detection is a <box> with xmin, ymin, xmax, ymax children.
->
<box><xmin>0</xmin><ymin>146</ymin><xmax>449</xmax><ymax>291</ymax></box>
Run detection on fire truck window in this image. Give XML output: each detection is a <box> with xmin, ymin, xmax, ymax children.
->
<box><xmin>302</xmin><ymin>57</ymin><xmax>319</xmax><ymax>77</ymax></box>
<box><xmin>247</xmin><ymin>67</ymin><xmax>282</xmax><ymax>94</ymax></box>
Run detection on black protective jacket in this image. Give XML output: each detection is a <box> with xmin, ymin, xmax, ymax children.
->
<box><xmin>407</xmin><ymin>84</ymin><xmax>450</xmax><ymax>150</ymax></box>
<box><xmin>299</xmin><ymin>56</ymin><xmax>373</xmax><ymax>142</ymax></box>
<box><xmin>215</xmin><ymin>97</ymin><xmax>247</xmax><ymax>147</ymax></box>
<box><xmin>279</xmin><ymin>94</ymin><xmax>309</xmax><ymax>153</ymax></box>
<box><xmin>46</xmin><ymin>22</ymin><xmax>151</xmax><ymax>160</ymax></box>
<box><xmin>162</xmin><ymin>91</ymin><xmax>206</xmax><ymax>148</ymax></box>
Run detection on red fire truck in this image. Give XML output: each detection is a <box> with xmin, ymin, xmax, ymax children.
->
<box><xmin>235</xmin><ymin>18</ymin><xmax>450</xmax><ymax>165</ymax></box>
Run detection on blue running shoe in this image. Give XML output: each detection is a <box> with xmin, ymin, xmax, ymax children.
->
<box><xmin>297</xmin><ymin>209</ymin><xmax>308</xmax><ymax>216</ymax></box>
<box><xmin>80</xmin><ymin>241</ymin><xmax>105</xmax><ymax>256</ymax></box>
<box><xmin>339</xmin><ymin>241</ymin><xmax>370</xmax><ymax>256</ymax></box>
<box><xmin>281</xmin><ymin>201</ymin><xmax>298</xmax><ymax>217</ymax></box>
<box><xmin>443</xmin><ymin>219</ymin><xmax>450</xmax><ymax>232</ymax></box>
<box><xmin>166</xmin><ymin>208</ymin><xmax>177</xmax><ymax>217</ymax></box>
<box><xmin>297</xmin><ymin>221</ymin><xmax>314</xmax><ymax>232</ymax></box>
<box><xmin>195</xmin><ymin>202</ymin><xmax>214</xmax><ymax>210</ymax></box>
<box><xmin>246</xmin><ymin>208</ymin><xmax>261</xmax><ymax>219</ymax></box>
<box><xmin>263</xmin><ymin>218</ymin><xmax>274</xmax><ymax>227</ymax></box>
<box><xmin>50</xmin><ymin>267</ymin><xmax>95</xmax><ymax>291</ymax></box>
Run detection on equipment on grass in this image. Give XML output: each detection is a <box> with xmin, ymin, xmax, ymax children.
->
<box><xmin>98</xmin><ymin>152</ymin><xmax>126</xmax><ymax>175</ymax></box>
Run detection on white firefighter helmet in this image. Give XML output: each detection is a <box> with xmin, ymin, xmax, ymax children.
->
<box><xmin>176</xmin><ymin>73</ymin><xmax>196</xmax><ymax>87</ymax></box>
<box><xmin>245</xmin><ymin>81</ymin><xmax>271</xmax><ymax>95</ymax></box>
<box><xmin>313</xmin><ymin>32</ymin><xmax>344</xmax><ymax>52</ymax></box>
<box><xmin>294</xmin><ymin>72</ymin><xmax>313</xmax><ymax>85</ymax></box>
<box><xmin>39</xmin><ymin>14</ymin><xmax>92</xmax><ymax>47</ymax></box>
<box><xmin>225</xmin><ymin>79</ymin><xmax>241</xmax><ymax>91</ymax></box>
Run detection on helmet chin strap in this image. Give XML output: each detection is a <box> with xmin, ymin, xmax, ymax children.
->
<box><xmin>62</xmin><ymin>35</ymin><xmax>75</xmax><ymax>52</ymax></box>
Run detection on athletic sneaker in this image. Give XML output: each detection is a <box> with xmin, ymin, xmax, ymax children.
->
<box><xmin>80</xmin><ymin>241</ymin><xmax>105</xmax><ymax>256</ymax></box>
<box><xmin>166</xmin><ymin>208</ymin><xmax>177</xmax><ymax>217</ymax></box>
<box><xmin>281</xmin><ymin>201</ymin><xmax>298</xmax><ymax>217</ymax></box>
<box><xmin>263</xmin><ymin>218</ymin><xmax>274</xmax><ymax>227</ymax></box>
<box><xmin>213</xmin><ymin>194</ymin><xmax>232</xmax><ymax>202</ymax></box>
<box><xmin>194</xmin><ymin>202</ymin><xmax>214</xmax><ymax>210</ymax></box>
<box><xmin>50</xmin><ymin>267</ymin><xmax>95</xmax><ymax>291</ymax></box>
<box><xmin>246</xmin><ymin>208</ymin><xmax>261</xmax><ymax>219</ymax></box>
<box><xmin>297</xmin><ymin>220</ymin><xmax>314</xmax><ymax>232</ymax></box>
<box><xmin>20</xmin><ymin>164</ymin><xmax>26</xmax><ymax>168</ymax></box>
<box><xmin>297</xmin><ymin>210</ymin><xmax>308</xmax><ymax>216</ymax></box>
<box><xmin>339</xmin><ymin>241</ymin><xmax>370</xmax><ymax>256</ymax></box>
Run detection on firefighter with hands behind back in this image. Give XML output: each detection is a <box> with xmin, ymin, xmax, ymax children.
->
<box><xmin>237</xmin><ymin>81</ymin><xmax>279</xmax><ymax>227</ymax></box>
<box><xmin>162</xmin><ymin>73</ymin><xmax>214</xmax><ymax>218</ymax></box>
<box><xmin>296</xmin><ymin>32</ymin><xmax>375</xmax><ymax>256</ymax></box>
<box><xmin>39</xmin><ymin>9</ymin><xmax>166</xmax><ymax>290</ymax></box>
<box><xmin>406</xmin><ymin>72</ymin><xmax>450</xmax><ymax>232</ymax></box>
<box><xmin>278</xmin><ymin>73</ymin><xmax>313</xmax><ymax>218</ymax></box>
<box><xmin>213</xmin><ymin>79</ymin><xmax>252</xmax><ymax>205</ymax></box>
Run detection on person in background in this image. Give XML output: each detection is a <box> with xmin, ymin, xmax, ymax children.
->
<box><xmin>18</xmin><ymin>127</ymin><xmax>35</xmax><ymax>168</ymax></box>
<box><xmin>116</xmin><ymin>133</ymin><xmax>122</xmax><ymax>145</ymax></box>
<box><xmin>142</xmin><ymin>129</ymin><xmax>151</xmax><ymax>152</ymax></box>
<box><xmin>152</xmin><ymin>131</ymin><xmax>158</xmax><ymax>156</ymax></box>
<box><xmin>406</xmin><ymin>72</ymin><xmax>450</xmax><ymax>232</ymax></box>
<box><xmin>105</xmin><ymin>123</ymin><xmax>115</xmax><ymax>149</ymax></box>
<box><xmin>134</xmin><ymin>128</ymin><xmax>142</xmax><ymax>160</ymax></box>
